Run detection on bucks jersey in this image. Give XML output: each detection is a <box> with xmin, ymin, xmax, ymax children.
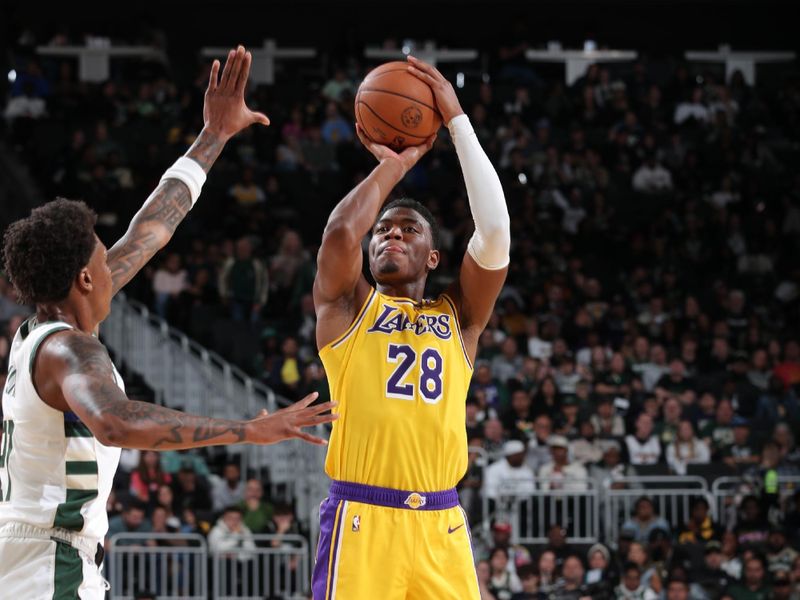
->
<box><xmin>0</xmin><ymin>317</ymin><xmax>122</xmax><ymax>541</ymax></box>
<box><xmin>320</xmin><ymin>288</ymin><xmax>473</xmax><ymax>492</ymax></box>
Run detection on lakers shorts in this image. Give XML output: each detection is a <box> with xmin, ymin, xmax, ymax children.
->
<box><xmin>0</xmin><ymin>522</ymin><xmax>108</xmax><ymax>600</ymax></box>
<box><xmin>311</xmin><ymin>481</ymin><xmax>480</xmax><ymax>600</ymax></box>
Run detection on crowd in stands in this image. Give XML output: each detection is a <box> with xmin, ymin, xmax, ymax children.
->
<box><xmin>3</xmin><ymin>27</ymin><xmax>800</xmax><ymax>599</ymax></box>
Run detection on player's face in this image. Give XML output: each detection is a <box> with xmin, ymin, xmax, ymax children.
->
<box><xmin>369</xmin><ymin>207</ymin><xmax>439</xmax><ymax>286</ymax></box>
<box><xmin>86</xmin><ymin>236</ymin><xmax>113</xmax><ymax>322</ymax></box>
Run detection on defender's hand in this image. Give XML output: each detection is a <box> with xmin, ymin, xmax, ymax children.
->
<box><xmin>356</xmin><ymin>123</ymin><xmax>435</xmax><ymax>177</ymax></box>
<box><xmin>406</xmin><ymin>55</ymin><xmax>464</xmax><ymax>126</ymax></box>
<box><xmin>204</xmin><ymin>45</ymin><xmax>270</xmax><ymax>140</ymax></box>
<box><xmin>245</xmin><ymin>393</ymin><xmax>337</xmax><ymax>446</ymax></box>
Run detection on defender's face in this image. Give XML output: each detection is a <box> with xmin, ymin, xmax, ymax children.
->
<box><xmin>368</xmin><ymin>207</ymin><xmax>438</xmax><ymax>286</ymax></box>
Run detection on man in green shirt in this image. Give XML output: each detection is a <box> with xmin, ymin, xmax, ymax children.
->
<box><xmin>238</xmin><ymin>478</ymin><xmax>273</xmax><ymax>534</ymax></box>
<box><xmin>727</xmin><ymin>556</ymin><xmax>772</xmax><ymax>600</ymax></box>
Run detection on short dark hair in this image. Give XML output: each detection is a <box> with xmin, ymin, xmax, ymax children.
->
<box><xmin>125</xmin><ymin>498</ymin><xmax>147</xmax><ymax>513</ymax></box>
<box><xmin>376</xmin><ymin>197</ymin><xmax>440</xmax><ymax>250</ymax></box>
<box><xmin>2</xmin><ymin>198</ymin><xmax>97</xmax><ymax>304</ymax></box>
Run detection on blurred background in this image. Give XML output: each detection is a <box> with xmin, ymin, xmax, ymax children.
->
<box><xmin>1</xmin><ymin>1</ymin><xmax>800</xmax><ymax>599</ymax></box>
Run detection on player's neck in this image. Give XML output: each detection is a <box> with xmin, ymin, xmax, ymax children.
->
<box><xmin>36</xmin><ymin>299</ymin><xmax>97</xmax><ymax>334</ymax></box>
<box><xmin>376</xmin><ymin>280</ymin><xmax>427</xmax><ymax>303</ymax></box>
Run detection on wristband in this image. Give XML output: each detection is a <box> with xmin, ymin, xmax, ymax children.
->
<box><xmin>159</xmin><ymin>156</ymin><xmax>207</xmax><ymax>206</ymax></box>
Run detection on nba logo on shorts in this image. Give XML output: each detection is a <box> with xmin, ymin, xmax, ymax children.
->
<box><xmin>404</xmin><ymin>493</ymin><xmax>427</xmax><ymax>510</ymax></box>
<box><xmin>352</xmin><ymin>515</ymin><xmax>360</xmax><ymax>532</ymax></box>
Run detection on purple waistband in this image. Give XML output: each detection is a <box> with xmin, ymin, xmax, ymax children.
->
<box><xmin>328</xmin><ymin>480</ymin><xmax>459</xmax><ymax>511</ymax></box>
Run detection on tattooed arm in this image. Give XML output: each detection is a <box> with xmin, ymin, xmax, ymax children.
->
<box><xmin>35</xmin><ymin>331</ymin><xmax>336</xmax><ymax>449</ymax></box>
<box><xmin>107</xmin><ymin>45</ymin><xmax>270</xmax><ymax>295</ymax></box>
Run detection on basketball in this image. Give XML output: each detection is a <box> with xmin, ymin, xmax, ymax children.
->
<box><xmin>355</xmin><ymin>61</ymin><xmax>442</xmax><ymax>150</ymax></box>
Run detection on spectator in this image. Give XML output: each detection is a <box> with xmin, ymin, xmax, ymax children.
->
<box><xmin>238</xmin><ymin>478</ymin><xmax>273</xmax><ymax>534</ymax></box>
<box><xmin>734</xmin><ymin>495</ymin><xmax>769</xmax><ymax>548</ymax></box>
<box><xmin>677</xmin><ymin>496</ymin><xmax>722</xmax><ymax>545</ymax></box>
<box><xmin>570</xmin><ymin>419</ymin><xmax>604</xmax><ymax>465</ymax></box>
<box><xmin>632</xmin><ymin>153</ymin><xmax>673</xmax><ymax>194</ymax></box>
<box><xmin>766</xmin><ymin>528</ymin><xmax>799</xmax><ymax>575</ymax></box>
<box><xmin>210</xmin><ymin>462</ymin><xmax>245</xmax><ymax>513</ymax></box>
<box><xmin>218</xmin><ymin>237</ymin><xmax>269</xmax><ymax>323</ymax></box>
<box><xmin>621</xmin><ymin>496</ymin><xmax>670</xmax><ymax>543</ymax></box>
<box><xmin>691</xmin><ymin>540</ymin><xmax>733</xmax><ymax>599</ymax></box>
<box><xmin>722</xmin><ymin>418</ymin><xmax>760</xmax><ymax>470</ymax></box>
<box><xmin>666</xmin><ymin>419</ymin><xmax>711</xmax><ymax>475</ymax></box>
<box><xmin>614</xmin><ymin>562</ymin><xmax>658</xmax><ymax>600</ymax></box>
<box><xmin>488</xmin><ymin>546</ymin><xmax>522</xmax><ymax>599</ymax></box>
<box><xmin>625</xmin><ymin>413</ymin><xmax>662</xmax><ymax>465</ymax></box>
<box><xmin>106</xmin><ymin>498</ymin><xmax>150</xmax><ymax>552</ymax></box>
<box><xmin>129</xmin><ymin>450</ymin><xmax>172</xmax><ymax>506</ymax></box>
<box><xmin>591</xmin><ymin>396</ymin><xmax>626</xmax><ymax>438</ymax></box>
<box><xmin>538</xmin><ymin>435</ymin><xmax>589</xmax><ymax>491</ymax></box>
<box><xmin>590</xmin><ymin>441</ymin><xmax>638</xmax><ymax>489</ymax></box>
<box><xmin>207</xmin><ymin>506</ymin><xmax>257</xmax><ymax>560</ymax></box>
<box><xmin>551</xmin><ymin>554</ymin><xmax>586</xmax><ymax>598</ymax></box>
<box><xmin>536</xmin><ymin>549</ymin><xmax>559</xmax><ymax>595</ymax></box>
<box><xmin>477</xmin><ymin>559</ymin><xmax>497</xmax><ymax>600</ymax></box>
<box><xmin>321</xmin><ymin>68</ymin><xmax>354</xmax><ymax>102</ymax></box>
<box><xmin>727</xmin><ymin>555</ymin><xmax>771</xmax><ymax>600</ymax></box>
<box><xmin>320</xmin><ymin>101</ymin><xmax>353</xmax><ymax>144</ymax></box>
<box><xmin>700</xmin><ymin>398</ymin><xmax>736</xmax><ymax>459</ymax></box>
<box><xmin>484</xmin><ymin>440</ymin><xmax>536</xmax><ymax>500</ymax></box>
<box><xmin>501</xmin><ymin>389</ymin><xmax>535</xmax><ymax>439</ymax></box>
<box><xmin>171</xmin><ymin>461</ymin><xmax>213</xmax><ymax>515</ymax></box>
<box><xmin>228</xmin><ymin>167</ymin><xmax>266</xmax><ymax>208</ymax></box>
<box><xmin>152</xmin><ymin>253</ymin><xmax>188</xmax><ymax>319</ymax></box>
<box><xmin>510</xmin><ymin>563</ymin><xmax>539</xmax><ymax>600</ymax></box>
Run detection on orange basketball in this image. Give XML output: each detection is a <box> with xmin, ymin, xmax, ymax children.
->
<box><xmin>355</xmin><ymin>61</ymin><xmax>442</xmax><ymax>150</ymax></box>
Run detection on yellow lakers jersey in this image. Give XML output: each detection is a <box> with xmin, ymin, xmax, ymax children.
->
<box><xmin>320</xmin><ymin>288</ymin><xmax>473</xmax><ymax>492</ymax></box>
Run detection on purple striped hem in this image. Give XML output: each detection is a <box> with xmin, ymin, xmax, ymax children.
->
<box><xmin>329</xmin><ymin>480</ymin><xmax>458</xmax><ymax>511</ymax></box>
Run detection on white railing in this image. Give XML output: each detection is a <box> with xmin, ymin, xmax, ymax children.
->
<box><xmin>211</xmin><ymin>534</ymin><xmax>310</xmax><ymax>600</ymax></box>
<box><xmin>483</xmin><ymin>478</ymin><xmax>599</xmax><ymax>544</ymax></box>
<box><xmin>108</xmin><ymin>532</ymin><xmax>208</xmax><ymax>600</ymax></box>
<box><xmin>602</xmin><ymin>476</ymin><xmax>714</xmax><ymax>543</ymax></box>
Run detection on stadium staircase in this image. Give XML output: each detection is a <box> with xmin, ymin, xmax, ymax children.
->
<box><xmin>100</xmin><ymin>293</ymin><xmax>330</xmax><ymax>533</ymax></box>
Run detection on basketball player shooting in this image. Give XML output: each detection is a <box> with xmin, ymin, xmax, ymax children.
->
<box><xmin>312</xmin><ymin>55</ymin><xmax>510</xmax><ymax>599</ymax></box>
<box><xmin>0</xmin><ymin>46</ymin><xmax>336</xmax><ymax>599</ymax></box>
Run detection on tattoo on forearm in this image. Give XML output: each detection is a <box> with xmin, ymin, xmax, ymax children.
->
<box><xmin>65</xmin><ymin>334</ymin><xmax>246</xmax><ymax>448</ymax></box>
<box><xmin>107</xmin><ymin>128</ymin><xmax>226</xmax><ymax>294</ymax></box>
<box><xmin>185</xmin><ymin>129</ymin><xmax>225</xmax><ymax>172</ymax></box>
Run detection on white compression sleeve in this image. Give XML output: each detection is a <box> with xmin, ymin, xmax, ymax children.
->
<box><xmin>448</xmin><ymin>114</ymin><xmax>510</xmax><ymax>270</ymax></box>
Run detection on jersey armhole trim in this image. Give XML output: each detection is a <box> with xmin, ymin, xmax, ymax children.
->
<box><xmin>28</xmin><ymin>326</ymin><xmax>72</xmax><ymax>376</ymax></box>
<box><xmin>441</xmin><ymin>293</ymin><xmax>474</xmax><ymax>371</ymax></box>
<box><xmin>323</xmin><ymin>287</ymin><xmax>378</xmax><ymax>352</ymax></box>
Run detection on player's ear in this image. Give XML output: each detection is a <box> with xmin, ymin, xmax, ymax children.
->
<box><xmin>427</xmin><ymin>249</ymin><xmax>440</xmax><ymax>271</ymax></box>
<box><xmin>76</xmin><ymin>266</ymin><xmax>93</xmax><ymax>294</ymax></box>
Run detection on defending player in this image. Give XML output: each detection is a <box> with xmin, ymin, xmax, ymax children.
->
<box><xmin>311</xmin><ymin>56</ymin><xmax>510</xmax><ymax>599</ymax></box>
<box><xmin>0</xmin><ymin>46</ymin><xmax>336</xmax><ymax>599</ymax></box>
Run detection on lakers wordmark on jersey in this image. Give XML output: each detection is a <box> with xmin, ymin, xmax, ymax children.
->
<box><xmin>320</xmin><ymin>288</ymin><xmax>473</xmax><ymax>492</ymax></box>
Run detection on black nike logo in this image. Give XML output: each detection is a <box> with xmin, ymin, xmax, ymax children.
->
<box><xmin>448</xmin><ymin>524</ymin><xmax>464</xmax><ymax>534</ymax></box>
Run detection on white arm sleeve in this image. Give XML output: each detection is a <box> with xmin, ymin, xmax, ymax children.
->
<box><xmin>448</xmin><ymin>114</ymin><xmax>511</xmax><ymax>270</ymax></box>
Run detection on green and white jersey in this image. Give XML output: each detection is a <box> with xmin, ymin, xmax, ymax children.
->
<box><xmin>0</xmin><ymin>317</ymin><xmax>122</xmax><ymax>542</ymax></box>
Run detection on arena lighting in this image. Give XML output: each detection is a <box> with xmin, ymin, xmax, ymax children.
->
<box><xmin>401</xmin><ymin>39</ymin><xmax>414</xmax><ymax>55</ymax></box>
<box><xmin>518</xmin><ymin>173</ymin><xmax>528</xmax><ymax>185</ymax></box>
<box><xmin>456</xmin><ymin>72</ymin><xmax>465</xmax><ymax>88</ymax></box>
<box><xmin>7</xmin><ymin>69</ymin><xmax>16</xmax><ymax>83</ymax></box>
<box><xmin>584</xmin><ymin>39</ymin><xmax>597</xmax><ymax>52</ymax></box>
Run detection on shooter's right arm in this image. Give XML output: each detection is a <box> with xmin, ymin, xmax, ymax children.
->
<box><xmin>35</xmin><ymin>332</ymin><xmax>336</xmax><ymax>449</ymax></box>
<box><xmin>313</xmin><ymin>128</ymin><xmax>433</xmax><ymax>348</ymax></box>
